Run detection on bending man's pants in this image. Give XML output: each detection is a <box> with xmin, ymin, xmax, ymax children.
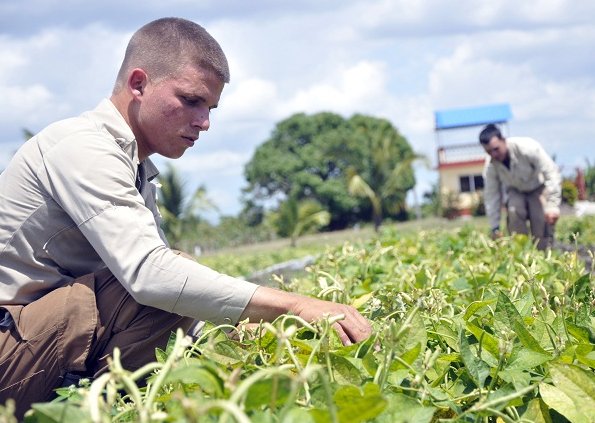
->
<box><xmin>506</xmin><ymin>185</ymin><xmax>554</xmax><ymax>250</ymax></box>
<box><xmin>0</xmin><ymin>267</ymin><xmax>194</xmax><ymax>419</ymax></box>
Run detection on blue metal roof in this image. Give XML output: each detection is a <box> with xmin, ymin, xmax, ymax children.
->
<box><xmin>435</xmin><ymin>103</ymin><xmax>512</xmax><ymax>130</ymax></box>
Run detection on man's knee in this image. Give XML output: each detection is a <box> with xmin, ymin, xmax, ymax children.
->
<box><xmin>1</xmin><ymin>270</ymin><xmax>193</xmax><ymax>417</ymax></box>
<box><xmin>88</xmin><ymin>269</ymin><xmax>194</xmax><ymax>376</ymax></box>
<box><xmin>0</xmin><ymin>276</ymin><xmax>97</xmax><ymax>418</ymax></box>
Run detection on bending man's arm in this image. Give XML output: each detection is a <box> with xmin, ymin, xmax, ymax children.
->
<box><xmin>483</xmin><ymin>162</ymin><xmax>503</xmax><ymax>232</ymax></box>
<box><xmin>533</xmin><ymin>143</ymin><xmax>561</xmax><ymax>225</ymax></box>
<box><xmin>240</xmin><ymin>286</ymin><xmax>372</xmax><ymax>345</ymax></box>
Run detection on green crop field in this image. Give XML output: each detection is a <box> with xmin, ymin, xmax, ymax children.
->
<box><xmin>2</xmin><ymin>217</ymin><xmax>594</xmax><ymax>422</ymax></box>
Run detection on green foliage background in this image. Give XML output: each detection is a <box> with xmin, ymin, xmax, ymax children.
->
<box><xmin>243</xmin><ymin>112</ymin><xmax>416</xmax><ymax>230</ymax></box>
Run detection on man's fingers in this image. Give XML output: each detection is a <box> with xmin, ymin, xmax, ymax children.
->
<box><xmin>335</xmin><ymin>307</ymin><xmax>372</xmax><ymax>345</ymax></box>
<box><xmin>332</xmin><ymin>322</ymin><xmax>353</xmax><ymax>346</ymax></box>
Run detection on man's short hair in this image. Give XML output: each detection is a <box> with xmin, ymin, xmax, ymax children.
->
<box><xmin>113</xmin><ymin>17</ymin><xmax>229</xmax><ymax>92</ymax></box>
<box><xmin>479</xmin><ymin>124</ymin><xmax>503</xmax><ymax>145</ymax></box>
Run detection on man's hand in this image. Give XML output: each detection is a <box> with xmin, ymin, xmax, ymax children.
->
<box><xmin>544</xmin><ymin>211</ymin><xmax>560</xmax><ymax>225</ymax></box>
<box><xmin>291</xmin><ymin>296</ymin><xmax>372</xmax><ymax>345</ymax></box>
<box><xmin>239</xmin><ymin>286</ymin><xmax>372</xmax><ymax>345</ymax></box>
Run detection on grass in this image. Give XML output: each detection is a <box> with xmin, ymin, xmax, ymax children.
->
<box><xmin>198</xmin><ymin>217</ymin><xmax>490</xmax><ymax>278</ymax></box>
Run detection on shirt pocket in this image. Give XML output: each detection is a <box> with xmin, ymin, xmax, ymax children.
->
<box><xmin>513</xmin><ymin>161</ymin><xmax>535</xmax><ymax>186</ymax></box>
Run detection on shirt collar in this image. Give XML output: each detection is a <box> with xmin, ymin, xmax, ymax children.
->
<box><xmin>89</xmin><ymin>99</ymin><xmax>159</xmax><ymax>181</ymax></box>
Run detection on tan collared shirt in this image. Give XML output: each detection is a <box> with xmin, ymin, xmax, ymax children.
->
<box><xmin>483</xmin><ymin>136</ymin><xmax>561</xmax><ymax>230</ymax></box>
<box><xmin>0</xmin><ymin>99</ymin><xmax>257</xmax><ymax>325</ymax></box>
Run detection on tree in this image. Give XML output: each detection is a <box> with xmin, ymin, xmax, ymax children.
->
<box><xmin>346</xmin><ymin>115</ymin><xmax>424</xmax><ymax>230</ymax></box>
<box><xmin>243</xmin><ymin>113</ymin><xmax>416</xmax><ymax>229</ymax></box>
<box><xmin>157</xmin><ymin>163</ymin><xmax>218</xmax><ymax>249</ymax></box>
<box><xmin>271</xmin><ymin>197</ymin><xmax>331</xmax><ymax>247</ymax></box>
<box><xmin>348</xmin><ymin>154</ymin><xmax>425</xmax><ymax>231</ymax></box>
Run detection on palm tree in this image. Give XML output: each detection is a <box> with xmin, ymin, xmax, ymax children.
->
<box><xmin>157</xmin><ymin>163</ymin><xmax>218</xmax><ymax>249</ymax></box>
<box><xmin>348</xmin><ymin>153</ymin><xmax>429</xmax><ymax>231</ymax></box>
<box><xmin>273</xmin><ymin>197</ymin><xmax>331</xmax><ymax>247</ymax></box>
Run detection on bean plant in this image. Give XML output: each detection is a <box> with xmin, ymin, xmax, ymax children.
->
<box><xmin>4</xmin><ymin>225</ymin><xmax>594</xmax><ymax>422</ymax></box>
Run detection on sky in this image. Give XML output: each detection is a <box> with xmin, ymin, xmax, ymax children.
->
<box><xmin>1</xmin><ymin>0</ymin><xmax>594</xmax><ymax>220</ymax></box>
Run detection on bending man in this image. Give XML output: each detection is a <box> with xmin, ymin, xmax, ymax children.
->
<box><xmin>479</xmin><ymin>123</ymin><xmax>561</xmax><ymax>250</ymax></box>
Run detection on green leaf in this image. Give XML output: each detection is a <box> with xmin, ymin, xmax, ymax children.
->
<box><xmin>571</xmin><ymin>273</ymin><xmax>592</xmax><ymax>300</ymax></box>
<box><xmin>282</xmin><ymin>408</ymin><xmax>316</xmax><ymax>423</ymax></box>
<box><xmin>153</xmin><ymin>330</ymin><xmax>178</xmax><ymax>363</ymax></box>
<box><xmin>154</xmin><ymin>348</ymin><xmax>167</xmax><ymax>363</ymax></box>
<box><xmin>376</xmin><ymin>392</ymin><xmax>436</xmax><ymax>423</ymax></box>
<box><xmin>465</xmin><ymin>320</ymin><xmax>500</xmax><ymax>359</ymax></box>
<box><xmin>328</xmin><ymin>354</ymin><xmax>363</xmax><ymax>385</ymax></box>
<box><xmin>506</xmin><ymin>348</ymin><xmax>551</xmax><ymax>371</ymax></box>
<box><xmin>521</xmin><ymin>398</ymin><xmax>552</xmax><ymax>423</ymax></box>
<box><xmin>540</xmin><ymin>362</ymin><xmax>595</xmax><ymax>422</ymax></box>
<box><xmin>567</xmin><ymin>322</ymin><xmax>594</xmax><ymax>344</ymax></box>
<box><xmin>362</xmin><ymin>350</ymin><xmax>379</xmax><ymax>377</ymax></box>
<box><xmin>309</xmin><ymin>408</ymin><xmax>332</xmax><ymax>423</ymax></box>
<box><xmin>463</xmin><ymin>299</ymin><xmax>496</xmax><ymax>321</ymax></box>
<box><xmin>495</xmin><ymin>292</ymin><xmax>550</xmax><ymax>355</ymax></box>
<box><xmin>433</xmin><ymin>322</ymin><xmax>459</xmax><ymax>351</ymax></box>
<box><xmin>576</xmin><ymin>344</ymin><xmax>595</xmax><ymax>369</ymax></box>
<box><xmin>498</xmin><ymin>368</ymin><xmax>532</xmax><ymax>390</ymax></box>
<box><xmin>244</xmin><ymin>377</ymin><xmax>291</xmax><ymax>411</ymax></box>
<box><xmin>394</xmin><ymin>311</ymin><xmax>427</xmax><ymax>356</ymax></box>
<box><xmin>26</xmin><ymin>402</ymin><xmax>90</xmax><ymax>423</ymax></box>
<box><xmin>459</xmin><ymin>330</ymin><xmax>490</xmax><ymax>389</ymax></box>
<box><xmin>201</xmin><ymin>340</ymin><xmax>244</xmax><ymax>366</ymax></box>
<box><xmin>540</xmin><ymin>383</ymin><xmax>588</xmax><ymax>423</ymax></box>
<box><xmin>390</xmin><ymin>342</ymin><xmax>421</xmax><ymax>371</ymax></box>
<box><xmin>163</xmin><ymin>364</ymin><xmax>223</xmax><ymax>396</ymax></box>
<box><xmin>333</xmin><ymin>383</ymin><xmax>387</xmax><ymax>423</ymax></box>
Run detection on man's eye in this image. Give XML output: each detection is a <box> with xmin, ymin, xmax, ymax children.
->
<box><xmin>182</xmin><ymin>96</ymin><xmax>199</xmax><ymax>106</ymax></box>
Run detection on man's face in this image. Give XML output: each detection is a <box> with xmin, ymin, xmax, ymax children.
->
<box><xmin>134</xmin><ymin>65</ymin><xmax>225</xmax><ymax>161</ymax></box>
<box><xmin>483</xmin><ymin>136</ymin><xmax>508</xmax><ymax>162</ymax></box>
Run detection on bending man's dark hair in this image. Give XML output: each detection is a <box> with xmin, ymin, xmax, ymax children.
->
<box><xmin>479</xmin><ymin>124</ymin><xmax>503</xmax><ymax>145</ymax></box>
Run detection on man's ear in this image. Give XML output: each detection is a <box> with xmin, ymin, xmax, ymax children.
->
<box><xmin>128</xmin><ymin>68</ymin><xmax>148</xmax><ymax>98</ymax></box>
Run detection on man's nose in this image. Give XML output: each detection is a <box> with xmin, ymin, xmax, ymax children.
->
<box><xmin>192</xmin><ymin>108</ymin><xmax>210</xmax><ymax>131</ymax></box>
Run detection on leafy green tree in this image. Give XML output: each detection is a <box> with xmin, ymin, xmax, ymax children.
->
<box><xmin>244</xmin><ymin>113</ymin><xmax>415</xmax><ymax>229</ymax></box>
<box><xmin>157</xmin><ymin>163</ymin><xmax>218</xmax><ymax>249</ymax></box>
<box><xmin>271</xmin><ymin>197</ymin><xmax>331</xmax><ymax>247</ymax></box>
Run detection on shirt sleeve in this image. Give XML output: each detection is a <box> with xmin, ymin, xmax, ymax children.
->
<box><xmin>37</xmin><ymin>132</ymin><xmax>258</xmax><ymax>325</ymax></box>
<box><xmin>483</xmin><ymin>160</ymin><xmax>502</xmax><ymax>230</ymax></box>
<box><xmin>530</xmin><ymin>141</ymin><xmax>561</xmax><ymax>213</ymax></box>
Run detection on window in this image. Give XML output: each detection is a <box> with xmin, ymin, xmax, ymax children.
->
<box><xmin>459</xmin><ymin>174</ymin><xmax>484</xmax><ymax>193</ymax></box>
<box><xmin>473</xmin><ymin>175</ymin><xmax>484</xmax><ymax>190</ymax></box>
<box><xmin>459</xmin><ymin>176</ymin><xmax>471</xmax><ymax>192</ymax></box>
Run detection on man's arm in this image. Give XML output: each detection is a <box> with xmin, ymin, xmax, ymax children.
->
<box><xmin>533</xmin><ymin>142</ymin><xmax>561</xmax><ymax>224</ymax></box>
<box><xmin>239</xmin><ymin>286</ymin><xmax>372</xmax><ymax>345</ymax></box>
<box><xmin>483</xmin><ymin>162</ymin><xmax>503</xmax><ymax>234</ymax></box>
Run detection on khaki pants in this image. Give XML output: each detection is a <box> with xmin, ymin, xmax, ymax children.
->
<box><xmin>506</xmin><ymin>185</ymin><xmax>554</xmax><ymax>250</ymax></box>
<box><xmin>0</xmin><ymin>268</ymin><xmax>194</xmax><ymax>419</ymax></box>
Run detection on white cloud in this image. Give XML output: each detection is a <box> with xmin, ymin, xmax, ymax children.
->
<box><xmin>284</xmin><ymin>61</ymin><xmax>389</xmax><ymax>116</ymax></box>
<box><xmin>173</xmin><ymin>150</ymin><xmax>251</xmax><ymax>176</ymax></box>
<box><xmin>219</xmin><ymin>78</ymin><xmax>279</xmax><ymax>122</ymax></box>
<box><xmin>1</xmin><ymin>0</ymin><xmax>594</xmax><ymax>213</ymax></box>
<box><xmin>0</xmin><ymin>85</ymin><xmax>58</xmax><ymax>125</ymax></box>
<box><xmin>0</xmin><ymin>24</ymin><xmax>128</xmax><ymax>138</ymax></box>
